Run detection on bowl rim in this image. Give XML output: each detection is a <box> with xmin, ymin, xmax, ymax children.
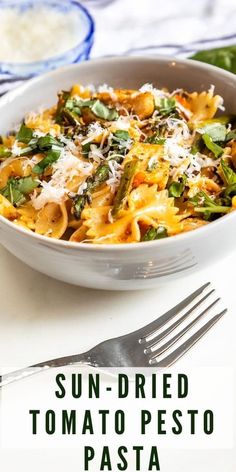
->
<box><xmin>0</xmin><ymin>0</ymin><xmax>95</xmax><ymax>74</ymax></box>
<box><xmin>0</xmin><ymin>54</ymin><xmax>236</xmax><ymax>252</ymax></box>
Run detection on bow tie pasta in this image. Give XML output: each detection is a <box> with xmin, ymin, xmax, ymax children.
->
<box><xmin>0</xmin><ymin>83</ymin><xmax>235</xmax><ymax>244</ymax></box>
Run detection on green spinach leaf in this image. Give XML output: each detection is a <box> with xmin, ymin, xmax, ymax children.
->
<box><xmin>142</xmin><ymin>226</ymin><xmax>168</xmax><ymax>241</ymax></box>
<box><xmin>16</xmin><ymin>124</ymin><xmax>33</xmax><ymax>144</ymax></box>
<box><xmin>0</xmin><ymin>176</ymin><xmax>39</xmax><ymax>207</ymax></box>
<box><xmin>202</xmin><ymin>134</ymin><xmax>224</xmax><ymax>157</ymax></box>
<box><xmin>191</xmin><ymin>46</ymin><xmax>236</xmax><ymax>74</ymax></box>
<box><xmin>169</xmin><ymin>175</ymin><xmax>187</xmax><ymax>197</ymax></box>
<box><xmin>199</xmin><ymin>122</ymin><xmax>227</xmax><ymax>142</ymax></box>
<box><xmin>32</xmin><ymin>149</ymin><xmax>61</xmax><ymax>175</ymax></box>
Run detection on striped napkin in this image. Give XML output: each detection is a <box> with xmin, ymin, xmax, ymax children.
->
<box><xmin>1</xmin><ymin>0</ymin><xmax>236</xmax><ymax>95</ymax></box>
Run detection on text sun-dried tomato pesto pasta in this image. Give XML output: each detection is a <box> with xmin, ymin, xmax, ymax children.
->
<box><xmin>0</xmin><ymin>83</ymin><xmax>236</xmax><ymax>244</ymax></box>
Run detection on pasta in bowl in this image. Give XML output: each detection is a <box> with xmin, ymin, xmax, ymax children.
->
<box><xmin>0</xmin><ymin>57</ymin><xmax>236</xmax><ymax>289</ymax></box>
<box><xmin>0</xmin><ymin>80</ymin><xmax>235</xmax><ymax>245</ymax></box>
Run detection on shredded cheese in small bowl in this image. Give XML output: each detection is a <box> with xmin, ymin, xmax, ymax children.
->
<box><xmin>0</xmin><ymin>0</ymin><xmax>94</xmax><ymax>77</ymax></box>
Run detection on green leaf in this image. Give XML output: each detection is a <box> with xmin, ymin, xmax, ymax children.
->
<box><xmin>157</xmin><ymin>97</ymin><xmax>176</xmax><ymax>116</ymax></box>
<box><xmin>191</xmin><ymin>46</ymin><xmax>236</xmax><ymax>74</ymax></box>
<box><xmin>142</xmin><ymin>226</ymin><xmax>168</xmax><ymax>241</ymax></box>
<box><xmin>32</xmin><ymin>149</ymin><xmax>61</xmax><ymax>175</ymax></box>
<box><xmin>61</xmin><ymin>109</ymin><xmax>81</xmax><ymax>126</ymax></box>
<box><xmin>56</xmin><ymin>90</ymin><xmax>70</xmax><ymax>122</ymax></box>
<box><xmin>168</xmin><ymin>175</ymin><xmax>187</xmax><ymax>197</ymax></box>
<box><xmin>191</xmin><ymin>134</ymin><xmax>203</xmax><ymax>155</ymax></box>
<box><xmin>224</xmin><ymin>182</ymin><xmax>236</xmax><ymax>198</ymax></box>
<box><xmin>91</xmin><ymin>100</ymin><xmax>119</xmax><ymax>121</ymax></box>
<box><xmin>37</xmin><ymin>135</ymin><xmax>63</xmax><ymax>151</ymax></box>
<box><xmin>111</xmin><ymin>130</ymin><xmax>132</xmax><ymax>155</ymax></box>
<box><xmin>199</xmin><ymin>122</ymin><xmax>227</xmax><ymax>142</ymax></box>
<box><xmin>190</xmin><ymin>191</ymin><xmax>215</xmax><ymax>207</ymax></box>
<box><xmin>113</xmin><ymin>130</ymin><xmax>130</xmax><ymax>141</ymax></box>
<box><xmin>0</xmin><ymin>176</ymin><xmax>39</xmax><ymax>207</ymax></box>
<box><xmin>190</xmin><ymin>190</ymin><xmax>230</xmax><ymax>216</ymax></box>
<box><xmin>220</xmin><ymin>159</ymin><xmax>236</xmax><ymax>185</ymax></box>
<box><xmin>65</xmin><ymin>98</ymin><xmax>94</xmax><ymax>115</ymax></box>
<box><xmin>82</xmin><ymin>142</ymin><xmax>91</xmax><ymax>157</ymax></box>
<box><xmin>202</xmin><ymin>134</ymin><xmax>224</xmax><ymax>157</ymax></box>
<box><xmin>59</xmin><ymin>96</ymin><xmax>119</xmax><ymax>123</ymax></box>
<box><xmin>17</xmin><ymin>176</ymin><xmax>39</xmax><ymax>194</ymax></box>
<box><xmin>226</xmin><ymin>129</ymin><xmax>236</xmax><ymax>142</ymax></box>
<box><xmin>145</xmin><ymin>133</ymin><xmax>166</xmax><ymax>145</ymax></box>
<box><xmin>16</xmin><ymin>124</ymin><xmax>33</xmax><ymax>144</ymax></box>
<box><xmin>0</xmin><ymin>145</ymin><xmax>11</xmax><ymax>160</ymax></box>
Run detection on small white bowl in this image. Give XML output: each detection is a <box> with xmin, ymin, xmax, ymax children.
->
<box><xmin>0</xmin><ymin>0</ymin><xmax>94</xmax><ymax>78</ymax></box>
<box><xmin>0</xmin><ymin>57</ymin><xmax>236</xmax><ymax>290</ymax></box>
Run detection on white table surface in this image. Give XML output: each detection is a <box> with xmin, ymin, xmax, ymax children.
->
<box><xmin>1</xmin><ymin>243</ymin><xmax>236</xmax><ymax>471</ymax></box>
<box><xmin>1</xmin><ymin>245</ymin><xmax>236</xmax><ymax>370</ymax></box>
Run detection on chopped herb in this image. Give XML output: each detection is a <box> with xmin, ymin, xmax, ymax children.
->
<box><xmin>220</xmin><ymin>160</ymin><xmax>236</xmax><ymax>198</ymax></box>
<box><xmin>226</xmin><ymin>129</ymin><xmax>236</xmax><ymax>142</ymax></box>
<box><xmin>202</xmin><ymin>133</ymin><xmax>224</xmax><ymax>157</ymax></box>
<box><xmin>59</xmin><ymin>96</ymin><xmax>119</xmax><ymax>123</ymax></box>
<box><xmin>111</xmin><ymin>130</ymin><xmax>131</xmax><ymax>155</ymax></box>
<box><xmin>0</xmin><ymin>145</ymin><xmax>11</xmax><ymax>160</ymax></box>
<box><xmin>142</xmin><ymin>226</ymin><xmax>168</xmax><ymax>241</ymax></box>
<box><xmin>199</xmin><ymin>122</ymin><xmax>227</xmax><ymax>142</ymax></box>
<box><xmin>32</xmin><ymin>149</ymin><xmax>61</xmax><ymax>175</ymax></box>
<box><xmin>112</xmin><ymin>159</ymin><xmax>138</xmax><ymax>217</ymax></box>
<box><xmin>61</xmin><ymin>109</ymin><xmax>81</xmax><ymax>126</ymax></box>
<box><xmin>145</xmin><ymin>133</ymin><xmax>166</xmax><ymax>145</ymax></box>
<box><xmin>223</xmin><ymin>183</ymin><xmax>236</xmax><ymax>198</ymax></box>
<box><xmin>37</xmin><ymin>135</ymin><xmax>63</xmax><ymax>151</ymax></box>
<box><xmin>91</xmin><ymin>100</ymin><xmax>118</xmax><ymax>121</ymax></box>
<box><xmin>113</xmin><ymin>130</ymin><xmax>129</xmax><ymax>141</ymax></box>
<box><xmin>220</xmin><ymin>159</ymin><xmax>236</xmax><ymax>185</ymax></box>
<box><xmin>55</xmin><ymin>91</ymin><xmax>71</xmax><ymax>122</ymax></box>
<box><xmin>16</xmin><ymin>124</ymin><xmax>33</xmax><ymax>144</ymax></box>
<box><xmin>157</xmin><ymin>97</ymin><xmax>176</xmax><ymax>116</ymax></box>
<box><xmin>168</xmin><ymin>175</ymin><xmax>187</xmax><ymax>197</ymax></box>
<box><xmin>191</xmin><ymin>133</ymin><xmax>203</xmax><ymax>155</ymax></box>
<box><xmin>82</xmin><ymin>142</ymin><xmax>92</xmax><ymax>157</ymax></box>
<box><xmin>65</xmin><ymin>98</ymin><xmax>95</xmax><ymax>116</ymax></box>
<box><xmin>0</xmin><ymin>176</ymin><xmax>39</xmax><ymax>207</ymax></box>
<box><xmin>190</xmin><ymin>190</ymin><xmax>230</xmax><ymax>217</ymax></box>
<box><xmin>17</xmin><ymin>176</ymin><xmax>39</xmax><ymax>194</ymax></box>
<box><xmin>191</xmin><ymin>46</ymin><xmax>236</xmax><ymax>74</ymax></box>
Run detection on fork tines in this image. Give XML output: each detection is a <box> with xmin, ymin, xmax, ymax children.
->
<box><xmin>140</xmin><ymin>282</ymin><xmax>227</xmax><ymax>367</ymax></box>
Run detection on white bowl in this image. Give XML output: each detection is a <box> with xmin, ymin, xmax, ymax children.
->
<box><xmin>0</xmin><ymin>57</ymin><xmax>236</xmax><ymax>290</ymax></box>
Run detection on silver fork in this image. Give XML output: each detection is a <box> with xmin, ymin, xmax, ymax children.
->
<box><xmin>0</xmin><ymin>283</ymin><xmax>226</xmax><ymax>387</ymax></box>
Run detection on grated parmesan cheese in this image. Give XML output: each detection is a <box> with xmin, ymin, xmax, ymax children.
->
<box><xmin>31</xmin><ymin>181</ymin><xmax>66</xmax><ymax>210</ymax></box>
<box><xmin>98</xmin><ymin>84</ymin><xmax>114</xmax><ymax>94</ymax></box>
<box><xmin>88</xmin><ymin>144</ymin><xmax>105</xmax><ymax>163</ymax></box>
<box><xmin>106</xmin><ymin>160</ymin><xmax>122</xmax><ymax>192</ymax></box>
<box><xmin>139</xmin><ymin>83</ymin><xmax>168</xmax><ymax>102</ymax></box>
<box><xmin>0</xmin><ymin>6</ymin><xmax>84</xmax><ymax>63</ymax></box>
<box><xmin>31</xmin><ymin>145</ymin><xmax>93</xmax><ymax>209</ymax></box>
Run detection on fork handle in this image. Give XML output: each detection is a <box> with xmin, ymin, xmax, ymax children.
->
<box><xmin>0</xmin><ymin>353</ymin><xmax>90</xmax><ymax>388</ymax></box>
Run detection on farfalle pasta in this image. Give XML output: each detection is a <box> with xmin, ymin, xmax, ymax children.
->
<box><xmin>0</xmin><ymin>82</ymin><xmax>235</xmax><ymax>244</ymax></box>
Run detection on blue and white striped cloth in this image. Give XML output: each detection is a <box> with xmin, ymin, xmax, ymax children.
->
<box><xmin>1</xmin><ymin>0</ymin><xmax>236</xmax><ymax>95</ymax></box>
